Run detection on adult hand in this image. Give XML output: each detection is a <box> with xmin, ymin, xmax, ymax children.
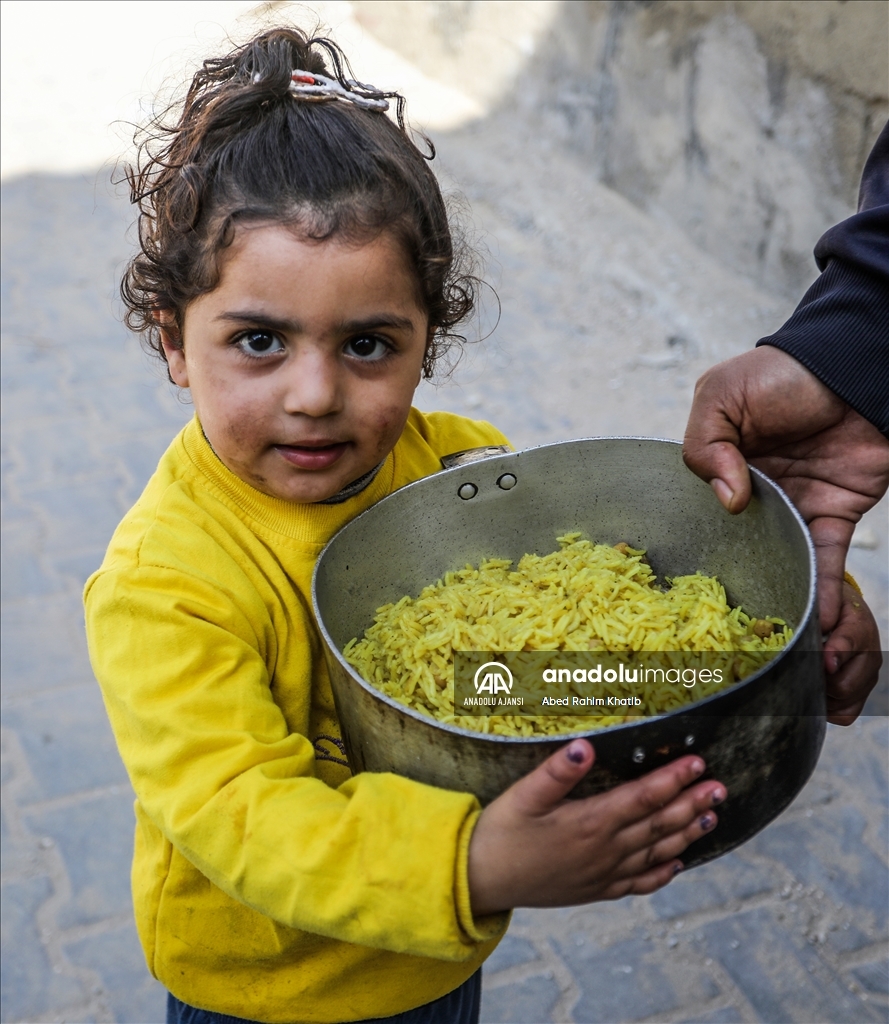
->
<box><xmin>468</xmin><ymin>740</ymin><xmax>725</xmax><ymax>916</ymax></box>
<box><xmin>683</xmin><ymin>346</ymin><xmax>889</xmax><ymax>638</ymax></box>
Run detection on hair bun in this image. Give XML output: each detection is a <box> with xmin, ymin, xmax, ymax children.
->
<box><xmin>235</xmin><ymin>30</ymin><xmax>329</xmax><ymax>94</ymax></box>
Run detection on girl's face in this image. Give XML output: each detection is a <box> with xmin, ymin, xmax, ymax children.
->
<box><xmin>162</xmin><ymin>224</ymin><xmax>430</xmax><ymax>503</ymax></box>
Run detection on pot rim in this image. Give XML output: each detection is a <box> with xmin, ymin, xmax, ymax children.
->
<box><xmin>312</xmin><ymin>435</ymin><xmax>818</xmax><ymax>745</ymax></box>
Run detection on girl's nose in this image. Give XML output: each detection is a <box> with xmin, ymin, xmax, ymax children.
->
<box><xmin>282</xmin><ymin>349</ymin><xmax>343</xmax><ymax>418</ymax></box>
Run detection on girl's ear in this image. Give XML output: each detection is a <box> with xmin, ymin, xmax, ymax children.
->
<box><xmin>158</xmin><ymin>320</ymin><xmax>189</xmax><ymax>388</ymax></box>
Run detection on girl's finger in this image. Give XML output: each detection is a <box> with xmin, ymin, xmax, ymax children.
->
<box><xmin>508</xmin><ymin>739</ymin><xmax>595</xmax><ymax>817</ymax></box>
<box><xmin>589</xmin><ymin>755</ymin><xmax>708</xmax><ymax>831</ymax></box>
<box><xmin>612</xmin><ymin>807</ymin><xmax>719</xmax><ymax>883</ymax></box>
<box><xmin>598</xmin><ymin>859</ymin><xmax>685</xmax><ymax>901</ymax></box>
<box><xmin>615</xmin><ymin>779</ymin><xmax>725</xmax><ymax>855</ymax></box>
<box><xmin>644</xmin><ymin>808</ymin><xmax>719</xmax><ymax>866</ymax></box>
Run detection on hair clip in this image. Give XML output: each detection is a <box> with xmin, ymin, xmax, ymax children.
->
<box><xmin>252</xmin><ymin>68</ymin><xmax>390</xmax><ymax>111</ymax></box>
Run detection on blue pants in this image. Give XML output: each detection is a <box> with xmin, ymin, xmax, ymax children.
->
<box><xmin>166</xmin><ymin>971</ymin><xmax>481</xmax><ymax>1024</ymax></box>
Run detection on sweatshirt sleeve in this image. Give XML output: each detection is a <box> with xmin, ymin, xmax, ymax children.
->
<box><xmin>85</xmin><ymin>562</ymin><xmax>506</xmax><ymax>961</ymax></box>
<box><xmin>756</xmin><ymin>120</ymin><xmax>889</xmax><ymax>436</ymax></box>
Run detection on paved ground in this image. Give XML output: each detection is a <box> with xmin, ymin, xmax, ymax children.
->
<box><xmin>2</xmin><ymin>130</ymin><xmax>887</xmax><ymax>1024</ymax></box>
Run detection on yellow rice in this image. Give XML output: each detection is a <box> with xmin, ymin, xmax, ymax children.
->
<box><xmin>343</xmin><ymin>533</ymin><xmax>791</xmax><ymax>737</ymax></box>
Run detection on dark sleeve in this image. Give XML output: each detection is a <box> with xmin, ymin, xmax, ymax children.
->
<box><xmin>756</xmin><ymin>119</ymin><xmax>889</xmax><ymax>437</ymax></box>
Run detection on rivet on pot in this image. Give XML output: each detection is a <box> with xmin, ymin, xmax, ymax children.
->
<box><xmin>497</xmin><ymin>473</ymin><xmax>517</xmax><ymax>490</ymax></box>
<box><xmin>633</xmin><ymin>747</ymin><xmax>645</xmax><ymax>764</ymax></box>
<box><xmin>458</xmin><ymin>482</ymin><xmax>478</xmax><ymax>500</ymax></box>
<box><xmin>685</xmin><ymin>734</ymin><xmax>695</xmax><ymax>747</ymax></box>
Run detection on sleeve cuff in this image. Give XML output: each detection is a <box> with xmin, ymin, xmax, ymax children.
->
<box><xmin>755</xmin><ymin>258</ymin><xmax>889</xmax><ymax>436</ymax></box>
<box><xmin>454</xmin><ymin>808</ymin><xmax>510</xmax><ymax>943</ymax></box>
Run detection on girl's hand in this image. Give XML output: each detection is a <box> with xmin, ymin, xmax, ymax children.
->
<box><xmin>824</xmin><ymin>580</ymin><xmax>883</xmax><ymax>726</ymax></box>
<box><xmin>468</xmin><ymin>740</ymin><xmax>725</xmax><ymax>916</ymax></box>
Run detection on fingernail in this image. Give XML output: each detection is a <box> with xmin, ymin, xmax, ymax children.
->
<box><xmin>711</xmin><ymin>788</ymin><xmax>725</xmax><ymax>806</ymax></box>
<box><xmin>826</xmin><ymin>653</ymin><xmax>840</xmax><ymax>674</ymax></box>
<box><xmin>700</xmin><ymin>813</ymin><xmax>715</xmax><ymax>830</ymax></box>
<box><xmin>690</xmin><ymin>758</ymin><xmax>705</xmax><ymax>776</ymax></box>
<box><xmin>673</xmin><ymin>862</ymin><xmax>684</xmax><ymax>875</ymax></box>
<box><xmin>712</xmin><ymin>478</ymin><xmax>734</xmax><ymax>508</ymax></box>
<box><xmin>566</xmin><ymin>741</ymin><xmax>586</xmax><ymax>764</ymax></box>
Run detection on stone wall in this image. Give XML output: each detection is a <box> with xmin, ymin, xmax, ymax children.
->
<box><xmin>354</xmin><ymin>0</ymin><xmax>889</xmax><ymax>298</ymax></box>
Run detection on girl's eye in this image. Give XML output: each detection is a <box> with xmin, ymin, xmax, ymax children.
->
<box><xmin>235</xmin><ymin>331</ymin><xmax>285</xmax><ymax>358</ymax></box>
<box><xmin>345</xmin><ymin>335</ymin><xmax>390</xmax><ymax>362</ymax></box>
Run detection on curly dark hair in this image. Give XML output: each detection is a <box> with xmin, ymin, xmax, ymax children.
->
<box><xmin>121</xmin><ymin>27</ymin><xmax>480</xmax><ymax>379</ymax></box>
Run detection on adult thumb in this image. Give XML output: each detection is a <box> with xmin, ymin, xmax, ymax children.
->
<box><xmin>683</xmin><ymin>357</ymin><xmax>763</xmax><ymax>514</ymax></box>
<box><xmin>510</xmin><ymin>739</ymin><xmax>595</xmax><ymax>816</ymax></box>
<box><xmin>683</xmin><ymin>408</ymin><xmax>753</xmax><ymax>514</ymax></box>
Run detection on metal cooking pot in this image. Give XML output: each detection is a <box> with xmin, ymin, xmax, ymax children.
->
<box><xmin>312</xmin><ymin>438</ymin><xmax>824</xmax><ymax>867</ymax></box>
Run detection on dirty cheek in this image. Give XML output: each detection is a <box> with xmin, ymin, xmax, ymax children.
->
<box><xmin>372</xmin><ymin>404</ymin><xmax>409</xmax><ymax>457</ymax></box>
<box><xmin>204</xmin><ymin>382</ymin><xmax>271</xmax><ymax>485</ymax></box>
<box><xmin>223</xmin><ymin>417</ymin><xmax>260</xmax><ymax>453</ymax></box>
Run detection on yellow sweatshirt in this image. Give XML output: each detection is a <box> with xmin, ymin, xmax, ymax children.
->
<box><xmin>84</xmin><ymin>409</ymin><xmax>510</xmax><ymax>1023</ymax></box>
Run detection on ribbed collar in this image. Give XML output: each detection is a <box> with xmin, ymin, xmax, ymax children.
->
<box><xmin>180</xmin><ymin>417</ymin><xmax>395</xmax><ymax>544</ymax></box>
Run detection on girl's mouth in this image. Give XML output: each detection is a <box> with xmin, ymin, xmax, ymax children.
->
<box><xmin>274</xmin><ymin>442</ymin><xmax>349</xmax><ymax>470</ymax></box>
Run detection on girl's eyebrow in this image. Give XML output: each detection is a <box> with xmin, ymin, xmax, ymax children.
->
<box><xmin>215</xmin><ymin>311</ymin><xmax>418</xmax><ymax>333</ymax></box>
<box><xmin>339</xmin><ymin>314</ymin><xmax>417</xmax><ymax>334</ymax></box>
<box><xmin>215</xmin><ymin>310</ymin><xmax>301</xmax><ymax>332</ymax></box>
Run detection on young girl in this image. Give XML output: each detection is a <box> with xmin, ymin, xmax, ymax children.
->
<box><xmin>85</xmin><ymin>28</ymin><xmax>729</xmax><ymax>1024</ymax></box>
